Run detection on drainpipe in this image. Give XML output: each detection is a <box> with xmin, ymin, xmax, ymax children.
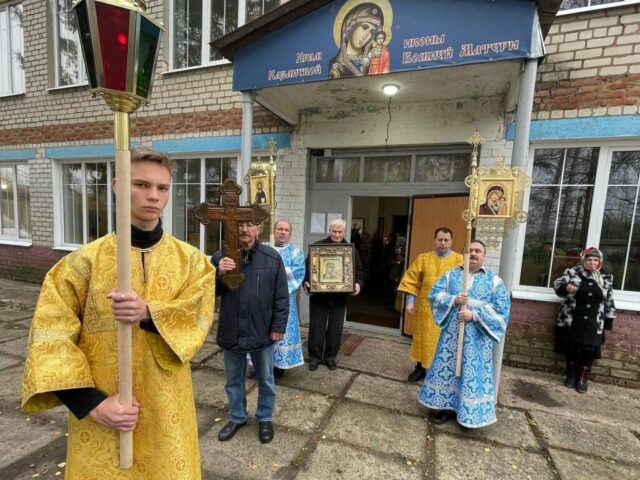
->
<box><xmin>240</xmin><ymin>91</ymin><xmax>254</xmax><ymax>205</ymax></box>
<box><xmin>495</xmin><ymin>57</ymin><xmax>537</xmax><ymax>401</ymax></box>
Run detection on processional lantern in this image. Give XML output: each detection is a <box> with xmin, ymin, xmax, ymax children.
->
<box><xmin>72</xmin><ymin>0</ymin><xmax>163</xmax><ymax>469</ymax></box>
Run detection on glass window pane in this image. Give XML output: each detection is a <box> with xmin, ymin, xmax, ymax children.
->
<box><xmin>560</xmin><ymin>0</ymin><xmax>588</xmax><ymax>9</ymax></box>
<box><xmin>16</xmin><ymin>164</ymin><xmax>30</xmax><ymax>239</ymax></box>
<box><xmin>609</xmin><ymin>150</ymin><xmax>640</xmax><ymax>185</ymax></box>
<box><xmin>387</xmin><ymin>156</ymin><xmax>410</xmax><ymax>182</ymax></box>
<box><xmin>520</xmin><ymin>186</ymin><xmax>560</xmax><ymax>287</ymax></box>
<box><xmin>186</xmin><ymin>184</ymin><xmax>201</xmax><ymax>248</ymax></box>
<box><xmin>316</xmin><ymin>158</ymin><xmax>360</xmax><ymax>183</ymax></box>
<box><xmin>0</xmin><ymin>166</ymin><xmax>16</xmax><ymax>236</ymax></box>
<box><xmin>172</xmin><ymin>184</ymin><xmax>187</xmax><ymax>241</ymax></box>
<box><xmin>625</xmin><ymin>209</ymin><xmax>640</xmax><ymax>291</ymax></box>
<box><xmin>364</xmin><ymin>158</ymin><xmax>385</xmax><ymax>182</ymax></box>
<box><xmin>85</xmin><ymin>162</ymin><xmax>108</xmax><ymax>242</ymax></box>
<box><xmin>222</xmin><ymin>157</ymin><xmax>237</xmax><ymax>181</ymax></box>
<box><xmin>415</xmin><ymin>154</ymin><xmax>468</xmax><ymax>182</ymax></box>
<box><xmin>205</xmin><ymin>158</ymin><xmax>222</xmax><ymax>184</ymax></box>
<box><xmin>173</xmin><ymin>0</ymin><xmax>202</xmax><ymax>68</ymax></box>
<box><xmin>531</xmin><ymin>148</ymin><xmax>564</xmax><ymax>184</ymax></box>
<box><xmin>550</xmin><ymin>186</ymin><xmax>592</xmax><ymax>283</ymax></box>
<box><xmin>562</xmin><ymin>147</ymin><xmax>598</xmax><ymax>185</ymax></box>
<box><xmin>225</xmin><ymin>0</ymin><xmax>238</xmax><ymax>34</ymax></box>
<box><xmin>57</xmin><ymin>0</ymin><xmax>85</xmax><ymax>86</ymax></box>
<box><xmin>246</xmin><ymin>0</ymin><xmax>262</xmax><ymax>22</ymax></box>
<box><xmin>62</xmin><ymin>164</ymin><xmax>83</xmax><ymax>244</ymax></box>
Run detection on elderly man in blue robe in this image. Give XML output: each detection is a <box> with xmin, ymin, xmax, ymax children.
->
<box><xmin>265</xmin><ymin>219</ymin><xmax>306</xmax><ymax>377</ymax></box>
<box><xmin>419</xmin><ymin>239</ymin><xmax>511</xmax><ymax>429</ymax></box>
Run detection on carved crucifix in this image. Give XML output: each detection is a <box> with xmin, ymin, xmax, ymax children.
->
<box><xmin>194</xmin><ymin>179</ymin><xmax>268</xmax><ymax>289</ymax></box>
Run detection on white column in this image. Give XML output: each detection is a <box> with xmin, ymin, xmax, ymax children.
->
<box><xmin>240</xmin><ymin>91</ymin><xmax>254</xmax><ymax>204</ymax></box>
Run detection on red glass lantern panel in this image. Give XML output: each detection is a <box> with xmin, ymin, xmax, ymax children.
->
<box><xmin>95</xmin><ymin>2</ymin><xmax>131</xmax><ymax>92</ymax></box>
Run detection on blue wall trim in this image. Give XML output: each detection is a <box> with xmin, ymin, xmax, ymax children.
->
<box><xmin>46</xmin><ymin>144</ymin><xmax>118</xmax><ymax>159</ymax></box>
<box><xmin>153</xmin><ymin>133</ymin><xmax>291</xmax><ymax>154</ymax></box>
<box><xmin>506</xmin><ymin>115</ymin><xmax>640</xmax><ymax>141</ymax></box>
<box><xmin>0</xmin><ymin>148</ymin><xmax>36</xmax><ymax>161</ymax></box>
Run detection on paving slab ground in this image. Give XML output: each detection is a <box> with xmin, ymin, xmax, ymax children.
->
<box><xmin>1</xmin><ymin>276</ymin><xmax>639</xmax><ymax>479</ymax></box>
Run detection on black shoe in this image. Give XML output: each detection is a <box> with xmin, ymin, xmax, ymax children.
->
<box><xmin>408</xmin><ymin>365</ymin><xmax>427</xmax><ymax>382</ymax></box>
<box><xmin>564</xmin><ymin>361</ymin><xmax>576</xmax><ymax>388</ymax></box>
<box><xmin>308</xmin><ymin>361</ymin><xmax>319</xmax><ymax>371</ymax></box>
<box><xmin>218</xmin><ymin>421</ymin><xmax>246</xmax><ymax>441</ymax></box>
<box><xmin>258</xmin><ymin>421</ymin><xmax>274</xmax><ymax>443</ymax></box>
<box><xmin>458</xmin><ymin>424</ymin><xmax>471</xmax><ymax>433</ymax></box>
<box><xmin>325</xmin><ymin>360</ymin><xmax>337</xmax><ymax>370</ymax></box>
<box><xmin>432</xmin><ymin>410</ymin><xmax>456</xmax><ymax>425</ymax></box>
<box><xmin>274</xmin><ymin>367</ymin><xmax>284</xmax><ymax>378</ymax></box>
<box><xmin>576</xmin><ymin>366</ymin><xmax>590</xmax><ymax>393</ymax></box>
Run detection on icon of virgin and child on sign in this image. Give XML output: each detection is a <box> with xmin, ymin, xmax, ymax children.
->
<box><xmin>329</xmin><ymin>0</ymin><xmax>393</xmax><ymax>79</ymax></box>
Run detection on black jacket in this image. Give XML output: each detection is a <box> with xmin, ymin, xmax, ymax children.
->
<box><xmin>212</xmin><ymin>241</ymin><xmax>289</xmax><ymax>353</ymax></box>
<box><xmin>305</xmin><ymin>237</ymin><xmax>365</xmax><ymax>307</ymax></box>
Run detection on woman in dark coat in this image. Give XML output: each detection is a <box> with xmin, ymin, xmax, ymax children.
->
<box><xmin>553</xmin><ymin>247</ymin><xmax>616</xmax><ymax>393</ymax></box>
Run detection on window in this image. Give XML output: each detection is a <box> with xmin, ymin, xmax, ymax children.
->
<box><xmin>0</xmin><ymin>163</ymin><xmax>31</xmax><ymax>241</ymax></box>
<box><xmin>559</xmin><ymin>0</ymin><xmax>640</xmax><ymax>13</ymax></box>
<box><xmin>59</xmin><ymin>161</ymin><xmax>115</xmax><ymax>246</ymax></box>
<box><xmin>170</xmin><ymin>156</ymin><xmax>237</xmax><ymax>254</ymax></box>
<box><xmin>518</xmin><ymin>144</ymin><xmax>640</xmax><ymax>303</ymax></box>
<box><xmin>0</xmin><ymin>2</ymin><xmax>25</xmax><ymax>96</ymax></box>
<box><xmin>51</xmin><ymin>0</ymin><xmax>87</xmax><ymax>87</ymax></box>
<box><xmin>172</xmin><ymin>0</ymin><xmax>282</xmax><ymax>69</ymax></box>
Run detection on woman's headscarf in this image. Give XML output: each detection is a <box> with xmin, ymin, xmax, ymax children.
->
<box><xmin>580</xmin><ymin>246</ymin><xmax>604</xmax><ymax>287</ymax></box>
<box><xmin>341</xmin><ymin>4</ymin><xmax>383</xmax><ymax>48</ymax></box>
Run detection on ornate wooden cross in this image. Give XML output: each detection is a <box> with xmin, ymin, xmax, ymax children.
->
<box><xmin>194</xmin><ymin>179</ymin><xmax>268</xmax><ymax>289</ymax></box>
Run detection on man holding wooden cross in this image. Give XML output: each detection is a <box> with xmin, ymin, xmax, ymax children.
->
<box><xmin>21</xmin><ymin>147</ymin><xmax>215</xmax><ymax>479</ymax></box>
<box><xmin>418</xmin><ymin>239</ymin><xmax>511</xmax><ymax>430</ymax></box>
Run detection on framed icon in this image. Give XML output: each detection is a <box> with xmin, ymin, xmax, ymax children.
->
<box><xmin>308</xmin><ymin>244</ymin><xmax>356</xmax><ymax>293</ymax></box>
<box><xmin>248</xmin><ymin>174</ymin><xmax>270</xmax><ymax>205</ymax></box>
<box><xmin>477</xmin><ymin>178</ymin><xmax>515</xmax><ymax>218</ymax></box>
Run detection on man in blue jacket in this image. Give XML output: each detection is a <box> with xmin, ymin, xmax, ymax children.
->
<box><xmin>213</xmin><ymin>220</ymin><xmax>289</xmax><ymax>444</ymax></box>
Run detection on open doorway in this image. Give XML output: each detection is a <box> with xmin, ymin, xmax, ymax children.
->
<box><xmin>347</xmin><ymin>196</ymin><xmax>410</xmax><ymax>330</ymax></box>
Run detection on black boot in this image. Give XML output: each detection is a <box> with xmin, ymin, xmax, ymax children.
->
<box><xmin>408</xmin><ymin>363</ymin><xmax>426</xmax><ymax>382</ymax></box>
<box><xmin>576</xmin><ymin>366</ymin><xmax>590</xmax><ymax>393</ymax></box>
<box><xmin>564</xmin><ymin>361</ymin><xmax>577</xmax><ymax>388</ymax></box>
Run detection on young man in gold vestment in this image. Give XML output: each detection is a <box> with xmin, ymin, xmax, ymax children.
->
<box><xmin>398</xmin><ymin>227</ymin><xmax>462</xmax><ymax>382</ymax></box>
<box><xmin>21</xmin><ymin>147</ymin><xmax>215</xmax><ymax>479</ymax></box>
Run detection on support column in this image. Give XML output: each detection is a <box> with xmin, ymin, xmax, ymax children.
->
<box><xmin>240</xmin><ymin>91</ymin><xmax>254</xmax><ymax>204</ymax></box>
<box><xmin>495</xmin><ymin>57</ymin><xmax>538</xmax><ymax>401</ymax></box>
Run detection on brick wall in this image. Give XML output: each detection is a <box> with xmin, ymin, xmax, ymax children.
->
<box><xmin>534</xmin><ymin>5</ymin><xmax>640</xmax><ymax>119</ymax></box>
<box><xmin>0</xmin><ymin>245</ymin><xmax>67</xmax><ymax>283</ymax></box>
<box><xmin>507</xmin><ymin>299</ymin><xmax>640</xmax><ymax>388</ymax></box>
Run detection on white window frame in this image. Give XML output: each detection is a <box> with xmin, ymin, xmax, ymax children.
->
<box><xmin>558</xmin><ymin>0</ymin><xmax>640</xmax><ymax>15</ymax></box>
<box><xmin>0</xmin><ymin>162</ymin><xmax>31</xmax><ymax>245</ymax></box>
<box><xmin>53</xmin><ymin>159</ymin><xmax>115</xmax><ymax>249</ymax></box>
<box><xmin>166</xmin><ymin>153</ymin><xmax>240</xmax><ymax>254</ymax></box>
<box><xmin>49</xmin><ymin>0</ymin><xmax>88</xmax><ymax>89</ymax></box>
<box><xmin>0</xmin><ymin>1</ymin><xmax>25</xmax><ymax>97</ymax></box>
<box><xmin>513</xmin><ymin>140</ymin><xmax>640</xmax><ymax>311</ymax></box>
<box><xmin>169</xmin><ymin>0</ymin><xmax>285</xmax><ymax>71</ymax></box>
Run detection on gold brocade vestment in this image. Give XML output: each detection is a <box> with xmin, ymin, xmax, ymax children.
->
<box><xmin>21</xmin><ymin>233</ymin><xmax>215</xmax><ymax>480</ymax></box>
<box><xmin>398</xmin><ymin>251</ymin><xmax>463</xmax><ymax>368</ymax></box>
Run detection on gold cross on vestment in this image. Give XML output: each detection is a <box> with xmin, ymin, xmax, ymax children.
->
<box><xmin>194</xmin><ymin>179</ymin><xmax>268</xmax><ymax>289</ymax></box>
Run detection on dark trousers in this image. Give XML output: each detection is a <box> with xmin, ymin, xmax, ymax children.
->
<box><xmin>308</xmin><ymin>298</ymin><xmax>347</xmax><ymax>362</ymax></box>
<box><xmin>567</xmin><ymin>344</ymin><xmax>597</xmax><ymax>370</ymax></box>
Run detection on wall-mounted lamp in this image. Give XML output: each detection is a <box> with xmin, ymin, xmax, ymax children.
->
<box><xmin>382</xmin><ymin>84</ymin><xmax>399</xmax><ymax>96</ymax></box>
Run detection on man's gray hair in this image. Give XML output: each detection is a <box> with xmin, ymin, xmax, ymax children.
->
<box><xmin>328</xmin><ymin>218</ymin><xmax>347</xmax><ymax>230</ymax></box>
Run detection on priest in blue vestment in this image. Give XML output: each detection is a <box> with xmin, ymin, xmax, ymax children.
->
<box><xmin>419</xmin><ymin>239</ymin><xmax>511</xmax><ymax>429</ymax></box>
<box><xmin>265</xmin><ymin>220</ymin><xmax>306</xmax><ymax>376</ymax></box>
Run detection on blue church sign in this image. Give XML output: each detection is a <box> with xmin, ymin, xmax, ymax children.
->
<box><xmin>233</xmin><ymin>0</ymin><xmax>541</xmax><ymax>91</ymax></box>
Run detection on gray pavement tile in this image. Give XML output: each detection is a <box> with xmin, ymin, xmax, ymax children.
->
<box><xmin>191</xmin><ymin>340</ymin><xmax>222</xmax><ymax>365</ymax></box>
<box><xmin>324</xmin><ymin>400</ymin><xmax>428</xmax><ymax>462</ymax></box>
<box><xmin>345</xmin><ymin>373</ymin><xmax>422</xmax><ymax>415</ymax></box>
<box><xmin>0</xmin><ymin>326</ymin><xmax>28</xmax><ymax>342</ymax></box>
<box><xmin>276</xmin><ymin>364</ymin><xmax>354</xmax><ymax>396</ymax></box>
<box><xmin>0</xmin><ymin>353</ymin><xmax>24</xmax><ymax>370</ymax></box>
<box><xmin>531</xmin><ymin>410</ymin><xmax>640</xmax><ymax>464</ymax></box>
<box><xmin>0</xmin><ymin>335</ymin><xmax>29</xmax><ymax>358</ymax></box>
<box><xmin>203</xmin><ymin>350</ymin><xmax>226</xmax><ymax>370</ymax></box>
<box><xmin>297</xmin><ymin>439</ymin><xmax>423</xmax><ymax>480</ymax></box>
<box><xmin>247</xmin><ymin>384</ymin><xmax>334</xmax><ymax>433</ymax></box>
<box><xmin>550</xmin><ymin>448</ymin><xmax>640</xmax><ymax>480</ymax></box>
<box><xmin>0</xmin><ymin>310</ymin><xmax>34</xmax><ymax>321</ymax></box>
<box><xmin>435</xmin><ymin>407</ymin><xmax>539</xmax><ymax>450</ymax></box>
<box><xmin>435</xmin><ymin>433</ymin><xmax>554</xmax><ymax>480</ymax></box>
<box><xmin>499</xmin><ymin>365</ymin><xmax>640</xmax><ymax>430</ymax></box>
<box><xmin>0</xmin><ymin>410</ymin><xmax>66</xmax><ymax>467</ymax></box>
<box><xmin>336</xmin><ymin>337</ymin><xmax>414</xmax><ymax>381</ymax></box>
<box><xmin>0</xmin><ymin>365</ymin><xmax>24</xmax><ymax>400</ymax></box>
<box><xmin>200</xmin><ymin>421</ymin><xmax>307</xmax><ymax>479</ymax></box>
<box><xmin>192</xmin><ymin>367</ymin><xmax>256</xmax><ymax>410</ymax></box>
<box><xmin>2</xmin><ymin>438</ymin><xmax>66</xmax><ymax>480</ymax></box>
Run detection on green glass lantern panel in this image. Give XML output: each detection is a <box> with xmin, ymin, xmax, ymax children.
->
<box><xmin>95</xmin><ymin>2</ymin><xmax>131</xmax><ymax>92</ymax></box>
<box><xmin>136</xmin><ymin>16</ymin><xmax>161</xmax><ymax>99</ymax></box>
<box><xmin>73</xmin><ymin>0</ymin><xmax>98</xmax><ymax>88</ymax></box>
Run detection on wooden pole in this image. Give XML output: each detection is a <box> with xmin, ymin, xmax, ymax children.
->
<box><xmin>456</xmin><ymin>131</ymin><xmax>483</xmax><ymax>377</ymax></box>
<box><xmin>114</xmin><ymin>111</ymin><xmax>133</xmax><ymax>469</ymax></box>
